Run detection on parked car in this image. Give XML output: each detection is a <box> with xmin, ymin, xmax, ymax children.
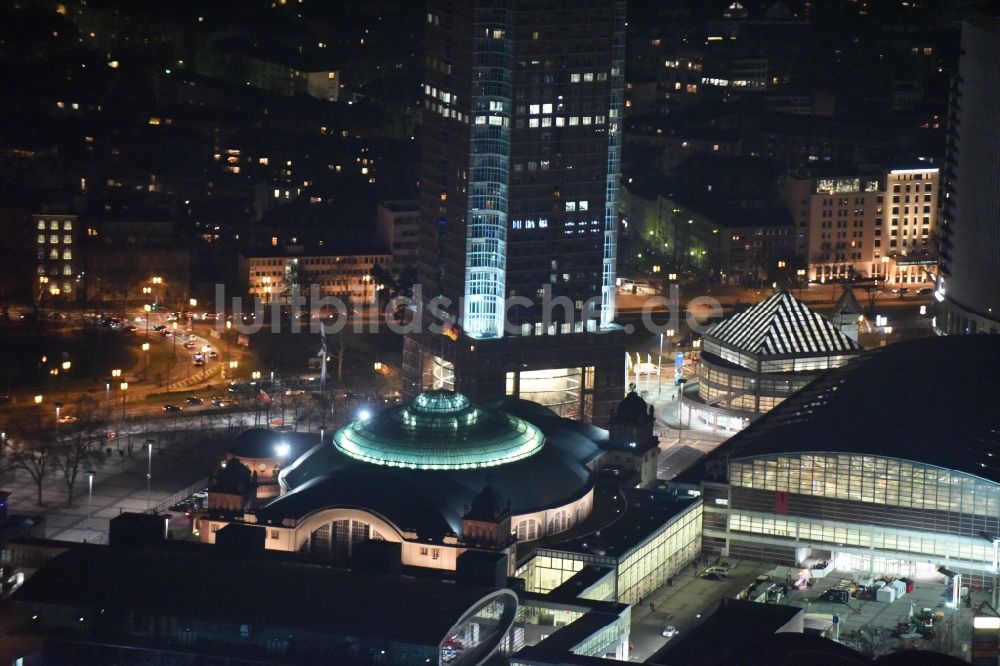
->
<box><xmin>916</xmin><ymin>287</ymin><xmax>933</xmax><ymax>295</ymax></box>
<box><xmin>700</xmin><ymin>572</ymin><xmax>725</xmax><ymax>581</ymax></box>
<box><xmin>661</xmin><ymin>625</ymin><xmax>679</xmax><ymax>638</ymax></box>
<box><xmin>208</xmin><ymin>351</ymin><xmax>218</xmax><ymax>359</ymax></box>
<box><xmin>163</xmin><ymin>404</ymin><xmax>182</xmax><ymax>412</ymax></box>
<box><xmin>703</xmin><ymin>566</ymin><xmax>729</xmax><ymax>576</ymax></box>
<box><xmin>185</xmin><ymin>396</ymin><xmax>203</xmax><ymax>405</ymax></box>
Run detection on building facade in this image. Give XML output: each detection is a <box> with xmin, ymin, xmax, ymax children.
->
<box><xmin>31</xmin><ymin>213</ymin><xmax>77</xmax><ymax>303</ymax></box>
<box><xmin>937</xmin><ymin>12</ymin><xmax>1000</xmax><ymax>335</ymax></box>
<box><xmin>782</xmin><ymin>167</ymin><xmax>939</xmax><ymax>285</ymax></box>
<box><xmin>376</xmin><ymin>200</ymin><xmax>420</xmax><ymax>272</ymax></box>
<box><xmin>406</xmin><ymin>0</ymin><xmax>627</xmax><ymax>424</ymax></box>
<box><xmin>241</xmin><ymin>248</ymin><xmax>390</xmax><ymax>308</ymax></box>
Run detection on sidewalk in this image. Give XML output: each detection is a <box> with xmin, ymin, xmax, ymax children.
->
<box><xmin>1</xmin><ymin>421</ymin><xmax>234</xmax><ymax>543</ymax></box>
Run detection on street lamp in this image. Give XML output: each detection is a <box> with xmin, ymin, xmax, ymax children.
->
<box><xmin>141</xmin><ymin>342</ymin><xmax>150</xmax><ymax>377</ymax></box>
<box><xmin>796</xmin><ymin>268</ymin><xmax>806</xmax><ymax>299</ymax></box>
<box><xmin>251</xmin><ymin>370</ymin><xmax>261</xmax><ymax>381</ymax></box>
<box><xmin>87</xmin><ymin>470</ymin><xmax>95</xmax><ymax>533</ymax></box>
<box><xmin>188</xmin><ymin>298</ymin><xmax>197</xmax><ymax>329</ymax></box>
<box><xmin>34</xmin><ymin>395</ymin><xmax>43</xmax><ymax>404</ymax></box>
<box><xmin>657</xmin><ymin>329</ymin><xmax>675</xmax><ymax>396</ymax></box>
<box><xmin>54</xmin><ymin>402</ymin><xmax>63</xmax><ymax>433</ymax></box>
<box><xmin>229</xmin><ymin>360</ymin><xmax>239</xmax><ymax>382</ymax></box>
<box><xmin>120</xmin><ymin>382</ymin><xmax>128</xmax><ymax>419</ymax></box>
<box><xmin>145</xmin><ymin>439</ymin><xmax>154</xmax><ymax>511</ymax></box>
<box><xmin>143</xmin><ymin>303</ymin><xmax>152</xmax><ymax>337</ymax></box>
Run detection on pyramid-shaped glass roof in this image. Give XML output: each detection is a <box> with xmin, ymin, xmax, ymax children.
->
<box><xmin>705</xmin><ymin>291</ymin><xmax>861</xmax><ymax>356</ymax></box>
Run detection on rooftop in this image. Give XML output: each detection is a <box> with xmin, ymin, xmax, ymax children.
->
<box><xmin>675</xmin><ymin>335</ymin><xmax>1000</xmax><ymax>485</ymax></box>
<box><xmin>705</xmin><ymin>290</ymin><xmax>861</xmax><ymax>357</ymax></box>
<box><xmin>333</xmin><ymin>391</ymin><xmax>545</xmax><ymax>470</ymax></box>
<box><xmin>540</xmin><ymin>490</ymin><xmax>699</xmax><ymax>560</ymax></box>
<box><xmin>14</xmin><ymin>545</ymin><xmax>509</xmax><ymax>646</ymax></box>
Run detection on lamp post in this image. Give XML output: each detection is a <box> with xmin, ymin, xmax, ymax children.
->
<box><xmin>145</xmin><ymin>439</ymin><xmax>153</xmax><ymax>511</ymax></box>
<box><xmin>87</xmin><ymin>470</ymin><xmax>95</xmax><ymax>533</ymax></box>
<box><xmin>141</xmin><ymin>342</ymin><xmax>150</xmax><ymax>378</ymax></box>
<box><xmin>54</xmin><ymin>402</ymin><xmax>63</xmax><ymax>434</ymax></box>
<box><xmin>188</xmin><ymin>298</ymin><xmax>197</xmax><ymax>330</ymax></box>
<box><xmin>120</xmin><ymin>382</ymin><xmax>128</xmax><ymax>420</ymax></box>
<box><xmin>143</xmin><ymin>303</ymin><xmax>152</xmax><ymax>337</ymax></box>
<box><xmin>229</xmin><ymin>360</ymin><xmax>239</xmax><ymax>382</ymax></box>
<box><xmin>152</xmin><ymin>276</ymin><xmax>162</xmax><ymax>308</ymax></box>
<box><xmin>796</xmin><ymin>268</ymin><xmax>806</xmax><ymax>299</ymax></box>
<box><xmin>657</xmin><ymin>329</ymin><xmax>674</xmax><ymax>396</ymax></box>
<box><xmin>171</xmin><ymin>322</ymin><xmax>178</xmax><ymax>382</ymax></box>
<box><xmin>223</xmin><ymin>320</ymin><xmax>232</xmax><ymax>379</ymax></box>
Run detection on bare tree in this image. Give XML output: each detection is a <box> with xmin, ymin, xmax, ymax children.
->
<box><xmin>52</xmin><ymin>397</ymin><xmax>106</xmax><ymax>507</ymax></box>
<box><xmin>327</xmin><ymin>329</ymin><xmax>351</xmax><ymax>385</ymax></box>
<box><xmin>5</xmin><ymin>421</ymin><xmax>56</xmax><ymax>505</ymax></box>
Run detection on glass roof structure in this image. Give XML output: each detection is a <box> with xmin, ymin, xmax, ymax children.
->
<box><xmin>332</xmin><ymin>391</ymin><xmax>545</xmax><ymax>470</ymax></box>
<box><xmin>705</xmin><ymin>290</ymin><xmax>861</xmax><ymax>356</ymax></box>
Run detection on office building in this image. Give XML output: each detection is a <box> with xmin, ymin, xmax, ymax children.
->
<box><xmin>403</xmin><ymin>0</ymin><xmax>627</xmax><ymax>424</ymax></box>
<box><xmin>375</xmin><ymin>200</ymin><xmax>420</xmax><ymax>272</ymax></box>
<box><xmin>240</xmin><ymin>246</ymin><xmax>390</xmax><ymax>309</ymax></box>
<box><xmin>937</xmin><ymin>12</ymin><xmax>1000</xmax><ymax>334</ymax></box>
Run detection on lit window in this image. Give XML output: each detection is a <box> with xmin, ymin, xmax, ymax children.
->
<box><xmin>542</xmin><ymin>103</ymin><xmax>552</xmax><ymax>114</ymax></box>
<box><xmin>37</xmin><ymin>235</ymin><xmax>45</xmax><ymax>244</ymax></box>
<box><xmin>583</xmin><ymin>72</ymin><xmax>594</xmax><ymax>82</ymax></box>
<box><xmin>570</xmin><ymin>73</ymin><xmax>581</xmax><ymax>83</ymax></box>
<box><xmin>579</xmin><ymin>201</ymin><xmax>588</xmax><ymax>211</ymax></box>
<box><xmin>529</xmin><ymin>104</ymin><xmax>540</xmax><ymax>115</ymax></box>
<box><xmin>565</xmin><ymin>202</ymin><xmax>576</xmax><ymax>212</ymax></box>
<box><xmin>569</xmin><ymin>117</ymin><xmax>579</xmax><ymax>126</ymax></box>
<box><xmin>555</xmin><ymin>117</ymin><xmax>565</xmax><ymax>127</ymax></box>
<box><xmin>37</xmin><ymin>220</ymin><xmax>45</xmax><ymax>230</ymax></box>
<box><xmin>541</xmin><ymin>117</ymin><xmax>552</xmax><ymax>127</ymax></box>
<box><xmin>528</xmin><ymin>118</ymin><xmax>539</xmax><ymax>128</ymax></box>
<box><xmin>63</xmin><ymin>235</ymin><xmax>72</xmax><ymax>244</ymax></box>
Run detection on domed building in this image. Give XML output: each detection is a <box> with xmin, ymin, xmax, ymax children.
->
<box><xmin>199</xmin><ymin>391</ymin><xmax>609</xmax><ymax>571</ymax></box>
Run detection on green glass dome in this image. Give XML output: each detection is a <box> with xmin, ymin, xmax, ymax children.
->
<box><xmin>332</xmin><ymin>391</ymin><xmax>545</xmax><ymax>470</ymax></box>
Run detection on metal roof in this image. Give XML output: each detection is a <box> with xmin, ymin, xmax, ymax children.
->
<box><xmin>706</xmin><ymin>290</ymin><xmax>861</xmax><ymax>356</ymax></box>
<box><xmin>676</xmin><ymin>335</ymin><xmax>1000</xmax><ymax>485</ymax></box>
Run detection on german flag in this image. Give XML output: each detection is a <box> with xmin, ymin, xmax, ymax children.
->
<box><xmin>442</xmin><ymin>322</ymin><xmax>461</xmax><ymax>341</ymax></box>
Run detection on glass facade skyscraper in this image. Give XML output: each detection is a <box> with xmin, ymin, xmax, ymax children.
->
<box><xmin>406</xmin><ymin>0</ymin><xmax>627</xmax><ymax>423</ymax></box>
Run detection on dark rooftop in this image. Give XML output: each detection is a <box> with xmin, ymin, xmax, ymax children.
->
<box><xmin>14</xmin><ymin>546</ymin><xmax>504</xmax><ymax>646</ymax></box>
<box><xmin>675</xmin><ymin>336</ymin><xmax>1000</xmax><ymax>486</ymax></box>
<box><xmin>540</xmin><ymin>490</ymin><xmax>699</xmax><ymax>560</ymax></box>
<box><xmin>649</xmin><ymin>598</ymin><xmax>804</xmax><ymax>665</ymax></box>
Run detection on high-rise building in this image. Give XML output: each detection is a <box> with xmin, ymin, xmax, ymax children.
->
<box><xmin>937</xmin><ymin>12</ymin><xmax>1000</xmax><ymax>334</ymax></box>
<box><xmin>404</xmin><ymin>0</ymin><xmax>627</xmax><ymax>423</ymax></box>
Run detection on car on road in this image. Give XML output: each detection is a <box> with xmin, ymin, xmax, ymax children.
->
<box><xmin>703</xmin><ymin>566</ymin><xmax>729</xmax><ymax>576</ymax></box>
<box><xmin>208</xmin><ymin>351</ymin><xmax>218</xmax><ymax>359</ymax></box>
<box><xmin>153</xmin><ymin>324</ymin><xmax>166</xmax><ymax>331</ymax></box>
<box><xmin>916</xmin><ymin>287</ymin><xmax>934</xmax><ymax>295</ymax></box>
<box><xmin>185</xmin><ymin>396</ymin><xmax>203</xmax><ymax>405</ymax></box>
<box><xmin>183</xmin><ymin>341</ymin><xmax>196</xmax><ymax>349</ymax></box>
<box><xmin>700</xmin><ymin>572</ymin><xmax>725</xmax><ymax>581</ymax></box>
<box><xmin>661</xmin><ymin>625</ymin><xmax>679</xmax><ymax>638</ymax></box>
<box><xmin>163</xmin><ymin>404</ymin><xmax>182</xmax><ymax>412</ymax></box>
<box><xmin>57</xmin><ymin>415</ymin><xmax>78</xmax><ymax>424</ymax></box>
<box><xmin>211</xmin><ymin>396</ymin><xmax>229</xmax><ymax>407</ymax></box>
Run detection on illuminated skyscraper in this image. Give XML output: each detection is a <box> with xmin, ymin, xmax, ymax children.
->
<box><xmin>405</xmin><ymin>0</ymin><xmax>627</xmax><ymax>423</ymax></box>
